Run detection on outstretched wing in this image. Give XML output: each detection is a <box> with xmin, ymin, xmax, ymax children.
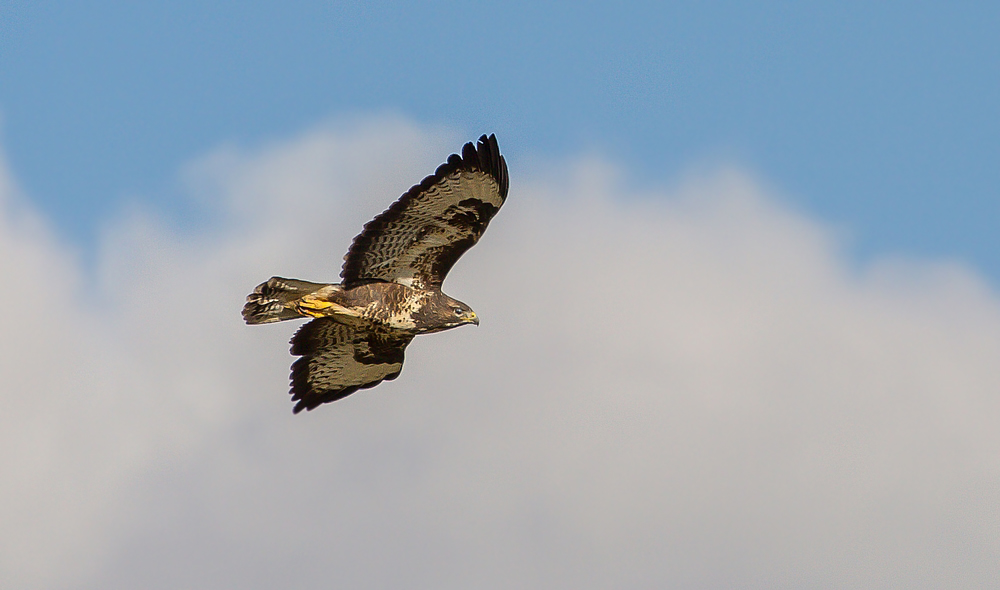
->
<box><xmin>341</xmin><ymin>134</ymin><xmax>509</xmax><ymax>290</ymax></box>
<box><xmin>288</xmin><ymin>318</ymin><xmax>413</xmax><ymax>413</ymax></box>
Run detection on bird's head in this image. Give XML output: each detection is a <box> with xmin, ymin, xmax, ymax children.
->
<box><xmin>415</xmin><ymin>292</ymin><xmax>479</xmax><ymax>332</ymax></box>
<box><xmin>448</xmin><ymin>299</ymin><xmax>479</xmax><ymax>327</ymax></box>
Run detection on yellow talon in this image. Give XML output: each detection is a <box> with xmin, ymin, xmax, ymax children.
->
<box><xmin>299</xmin><ymin>295</ymin><xmax>334</xmax><ymax>309</ymax></box>
<box><xmin>296</xmin><ymin>295</ymin><xmax>338</xmax><ymax>318</ymax></box>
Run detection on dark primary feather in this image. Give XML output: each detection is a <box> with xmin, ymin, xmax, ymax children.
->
<box><xmin>340</xmin><ymin>134</ymin><xmax>509</xmax><ymax>290</ymax></box>
<box><xmin>288</xmin><ymin>318</ymin><xmax>413</xmax><ymax>413</ymax></box>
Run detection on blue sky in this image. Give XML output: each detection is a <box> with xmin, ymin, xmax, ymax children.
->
<box><xmin>2</xmin><ymin>1</ymin><xmax>998</xmax><ymax>276</ymax></box>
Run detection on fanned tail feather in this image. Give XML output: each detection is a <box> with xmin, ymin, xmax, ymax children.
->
<box><xmin>242</xmin><ymin>277</ymin><xmax>332</xmax><ymax>325</ymax></box>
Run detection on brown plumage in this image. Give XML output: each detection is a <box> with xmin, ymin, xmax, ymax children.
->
<box><xmin>242</xmin><ymin>134</ymin><xmax>508</xmax><ymax>413</ymax></box>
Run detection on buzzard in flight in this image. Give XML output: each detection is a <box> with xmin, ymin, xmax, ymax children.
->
<box><xmin>242</xmin><ymin>134</ymin><xmax>509</xmax><ymax>413</ymax></box>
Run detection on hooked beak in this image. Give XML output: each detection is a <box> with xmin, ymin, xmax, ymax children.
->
<box><xmin>467</xmin><ymin>311</ymin><xmax>479</xmax><ymax>326</ymax></box>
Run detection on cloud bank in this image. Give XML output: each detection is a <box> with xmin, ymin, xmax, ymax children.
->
<box><xmin>1</xmin><ymin>120</ymin><xmax>998</xmax><ymax>589</ymax></box>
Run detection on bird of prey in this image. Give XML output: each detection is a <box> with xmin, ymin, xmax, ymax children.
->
<box><xmin>242</xmin><ymin>134</ymin><xmax>509</xmax><ymax>413</ymax></box>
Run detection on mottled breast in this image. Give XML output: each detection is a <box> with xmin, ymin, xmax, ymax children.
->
<box><xmin>343</xmin><ymin>282</ymin><xmax>428</xmax><ymax>331</ymax></box>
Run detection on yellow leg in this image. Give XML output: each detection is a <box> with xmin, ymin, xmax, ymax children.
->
<box><xmin>295</xmin><ymin>295</ymin><xmax>343</xmax><ymax>318</ymax></box>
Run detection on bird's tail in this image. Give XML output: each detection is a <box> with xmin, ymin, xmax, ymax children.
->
<box><xmin>242</xmin><ymin>277</ymin><xmax>334</xmax><ymax>325</ymax></box>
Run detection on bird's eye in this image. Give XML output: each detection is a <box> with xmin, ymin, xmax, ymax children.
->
<box><xmin>454</xmin><ymin>307</ymin><xmax>463</xmax><ymax>316</ymax></box>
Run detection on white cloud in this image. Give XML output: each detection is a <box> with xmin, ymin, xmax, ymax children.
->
<box><xmin>0</xmin><ymin>119</ymin><xmax>998</xmax><ymax>589</ymax></box>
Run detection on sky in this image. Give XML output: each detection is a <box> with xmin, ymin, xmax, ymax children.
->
<box><xmin>2</xmin><ymin>2</ymin><xmax>999</xmax><ymax>276</ymax></box>
<box><xmin>1</xmin><ymin>2</ymin><xmax>999</xmax><ymax>588</ymax></box>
